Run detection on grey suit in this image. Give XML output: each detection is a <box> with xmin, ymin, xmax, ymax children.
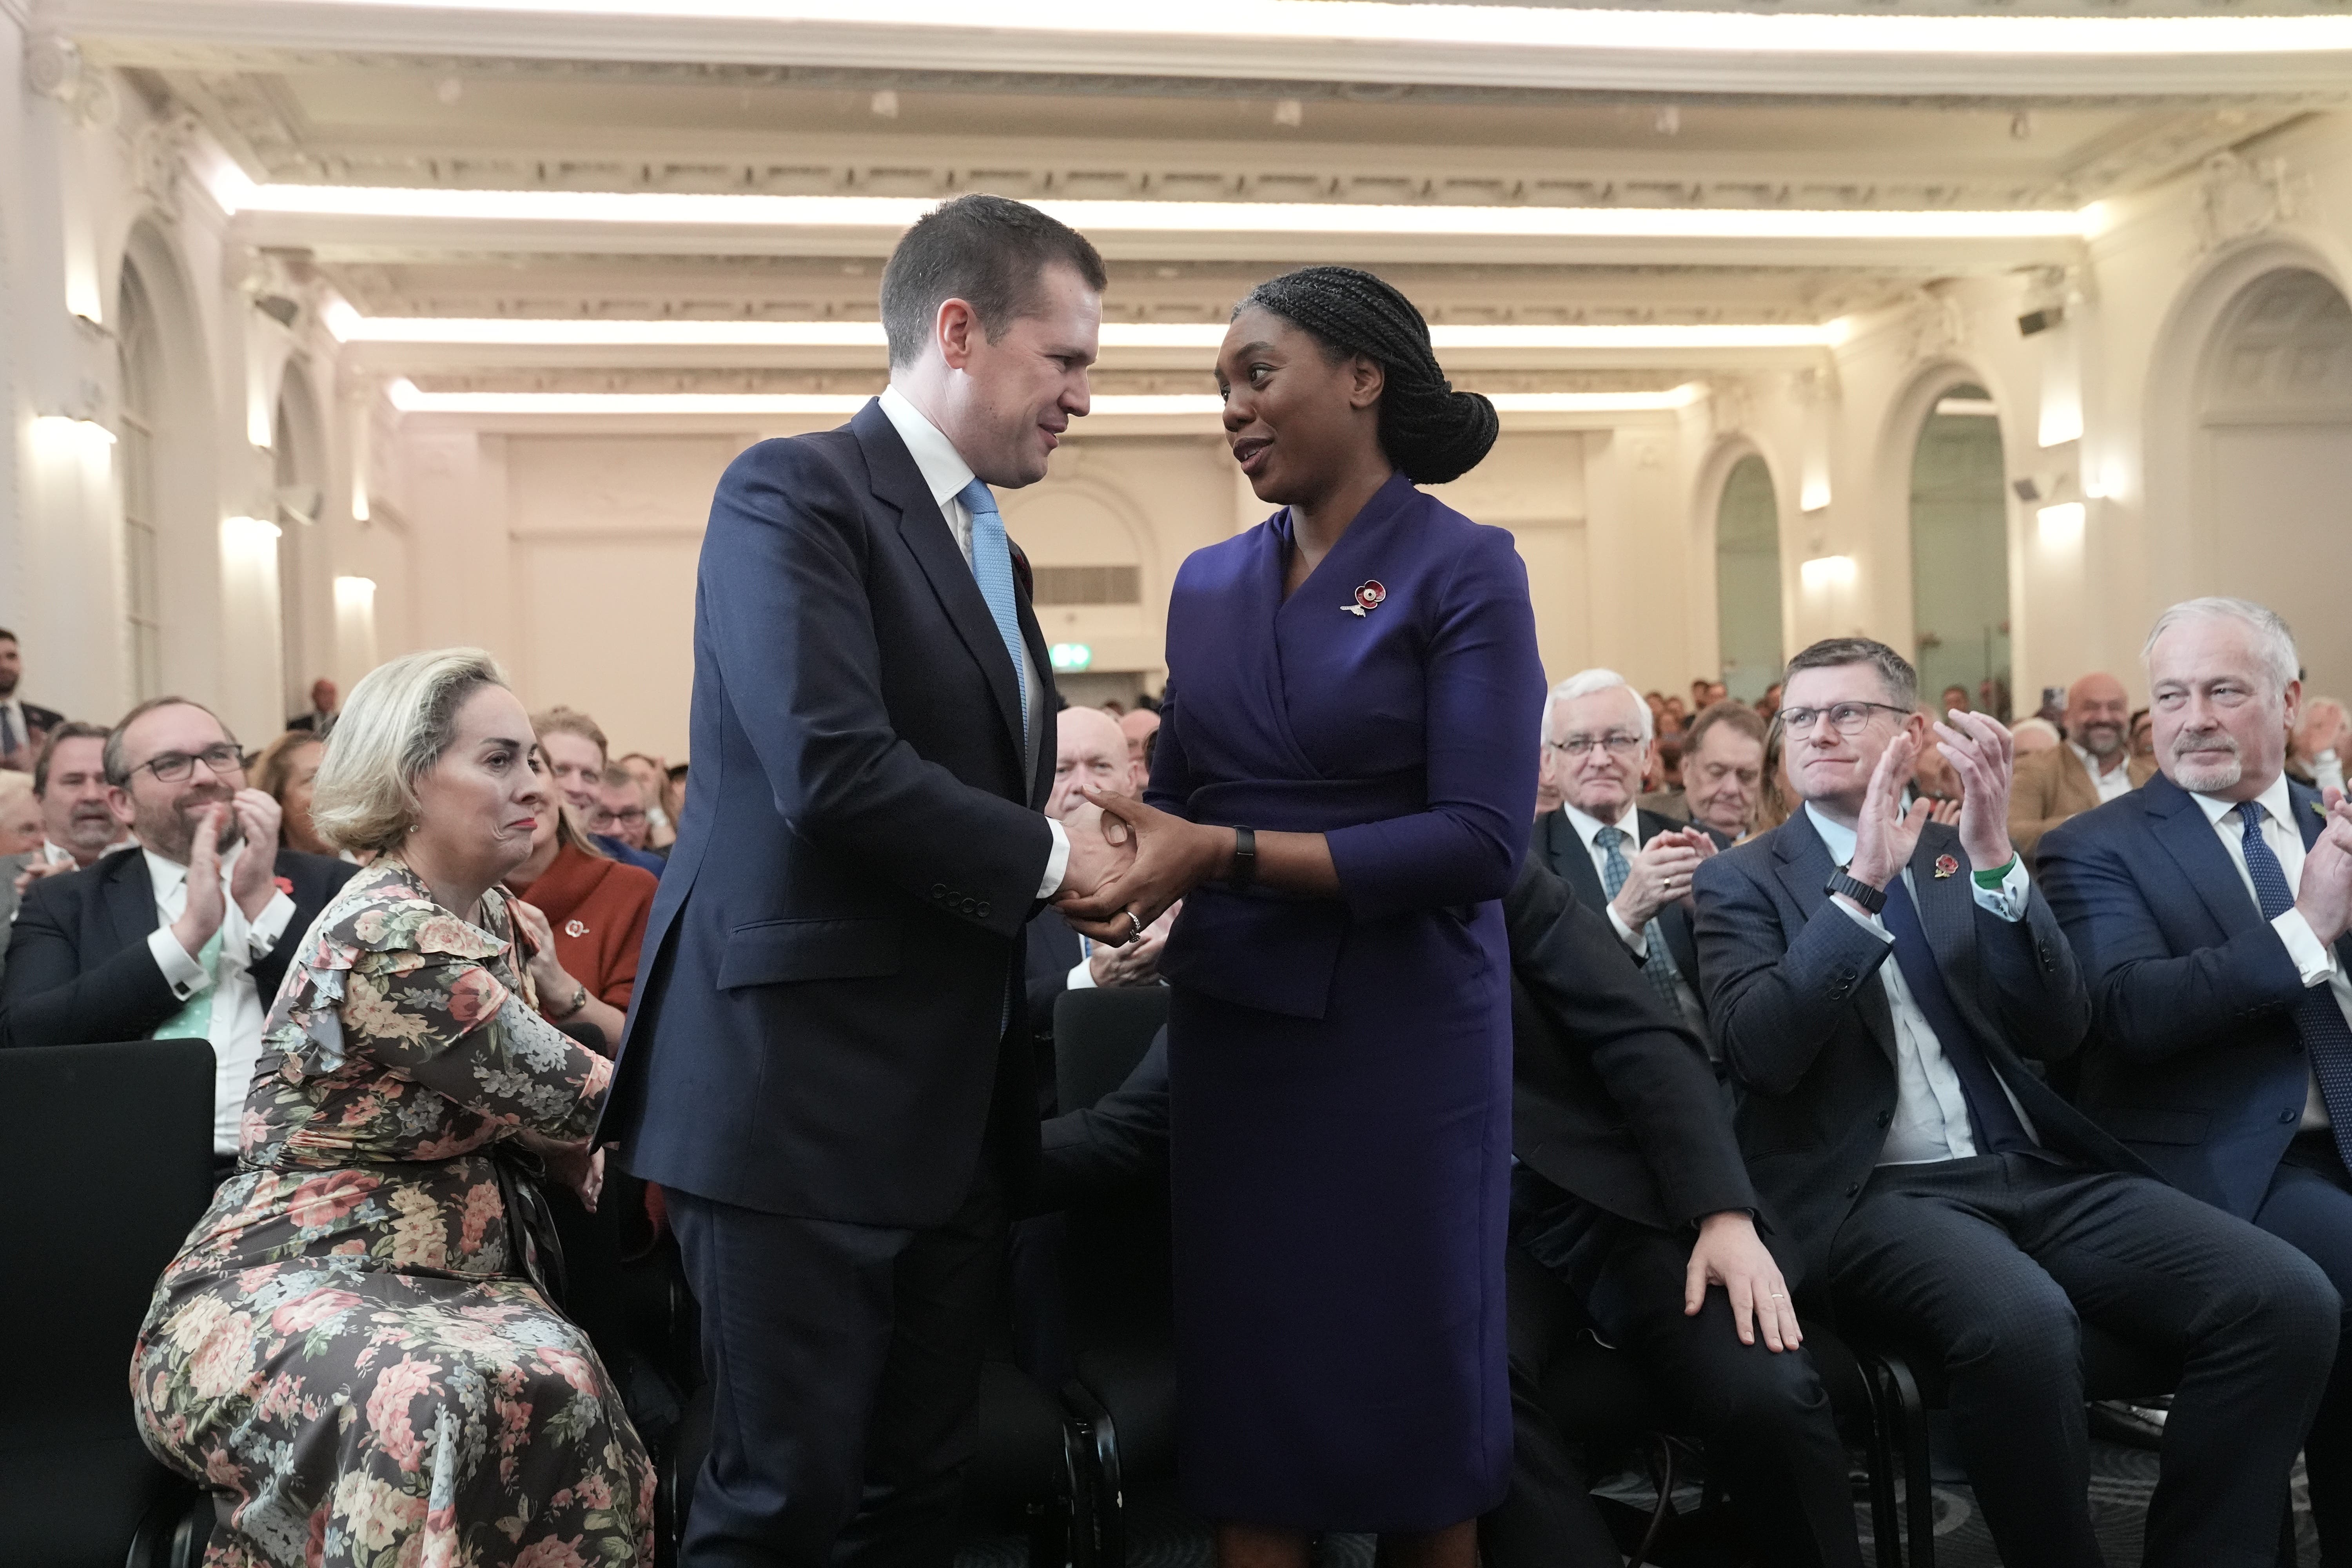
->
<box><xmin>1694</xmin><ymin>809</ymin><xmax>2341</xmax><ymax>1568</ymax></box>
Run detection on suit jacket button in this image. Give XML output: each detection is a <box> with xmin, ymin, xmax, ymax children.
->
<box><xmin>2283</xmin><ymin>1108</ymin><xmax>2299</xmax><ymax>1124</ymax></box>
<box><xmin>933</xmin><ymin>883</ymin><xmax>949</xmax><ymax>898</ymax></box>
<box><xmin>976</xmin><ymin>901</ymin><xmax>991</xmax><ymax>918</ymax></box>
<box><xmin>1877</xmin><ymin>1110</ymin><xmax>1893</xmax><ymax>1128</ymax></box>
<box><xmin>1845</xmin><ymin>1181</ymin><xmax>1862</xmax><ymax>1197</ymax></box>
<box><xmin>963</xmin><ymin>898</ymin><xmax>979</xmax><ymax>915</ymax></box>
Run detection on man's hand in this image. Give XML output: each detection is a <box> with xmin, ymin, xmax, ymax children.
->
<box><xmin>1058</xmin><ymin>799</ymin><xmax>1137</xmax><ymax>903</ymax></box>
<box><xmin>1088</xmin><ymin>901</ymin><xmax>1177</xmax><ymax>985</ymax></box>
<box><xmin>227</xmin><ymin>787</ymin><xmax>285</xmax><ymax>920</ymax></box>
<box><xmin>1609</xmin><ymin>828</ymin><xmax>1713</xmax><ymax>929</ymax></box>
<box><xmin>1058</xmin><ymin>791</ymin><xmax>1226</xmax><ymax>944</ymax></box>
<box><xmin>1847</xmin><ymin>731</ymin><xmax>1932</xmax><ymax>891</ymax></box>
<box><xmin>2296</xmin><ymin>789</ymin><xmax>2352</xmax><ymax>946</ymax></box>
<box><xmin>1933</xmin><ymin>710</ymin><xmax>2017</xmax><ymax>875</ymax></box>
<box><xmin>519</xmin><ymin>1130</ymin><xmax>604</xmax><ymax>1213</ymax></box>
<box><xmin>172</xmin><ymin>806</ymin><xmax>228</xmax><ymax>961</ymax></box>
<box><xmin>1684</xmin><ymin>1210</ymin><xmax>1802</xmax><ymax>1352</ymax></box>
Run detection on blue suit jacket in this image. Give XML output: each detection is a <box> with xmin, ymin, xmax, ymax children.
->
<box><xmin>601</xmin><ymin>400</ymin><xmax>1058</xmax><ymax>1226</ymax></box>
<box><xmin>2038</xmin><ymin>770</ymin><xmax>2336</xmax><ymax>1218</ymax></box>
<box><xmin>1693</xmin><ymin>810</ymin><xmax>2138</xmax><ymax>1292</ymax></box>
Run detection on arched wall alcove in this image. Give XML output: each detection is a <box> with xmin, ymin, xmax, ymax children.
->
<box><xmin>272</xmin><ymin>357</ymin><xmax>329</xmax><ymax>714</ymax></box>
<box><xmin>2187</xmin><ymin>264</ymin><xmax>2352</xmax><ymax>694</ymax></box>
<box><xmin>115</xmin><ymin>218</ymin><xmax>215</xmax><ymax>706</ymax></box>
<box><xmin>1874</xmin><ymin>360</ymin><xmax>2017</xmax><ymax>717</ymax></box>
<box><xmin>1701</xmin><ymin>443</ymin><xmax>1785</xmax><ymax>702</ymax></box>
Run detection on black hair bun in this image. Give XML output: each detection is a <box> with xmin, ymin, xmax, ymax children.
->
<box><xmin>1380</xmin><ymin>383</ymin><xmax>1498</xmax><ymax>486</ymax></box>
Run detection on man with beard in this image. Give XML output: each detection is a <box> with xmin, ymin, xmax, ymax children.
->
<box><xmin>1</xmin><ymin>698</ymin><xmax>353</xmax><ymax>1176</ymax></box>
<box><xmin>0</xmin><ymin>628</ymin><xmax>64</xmax><ymax>775</ymax></box>
<box><xmin>18</xmin><ymin>722</ymin><xmax>133</xmax><ymax>875</ymax></box>
<box><xmin>2009</xmin><ymin>672</ymin><xmax>2153</xmax><ymax>865</ymax></box>
<box><xmin>2040</xmin><ymin>597</ymin><xmax>2352</xmax><ymax>1564</ymax></box>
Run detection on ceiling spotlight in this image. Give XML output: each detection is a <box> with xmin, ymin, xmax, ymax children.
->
<box><xmin>1654</xmin><ymin>104</ymin><xmax>1681</xmax><ymax>136</ymax></box>
<box><xmin>870</xmin><ymin>89</ymin><xmax>900</xmax><ymax>119</ymax></box>
<box><xmin>2011</xmin><ymin>111</ymin><xmax>2035</xmax><ymax>140</ymax></box>
<box><xmin>1273</xmin><ymin>97</ymin><xmax>1304</xmax><ymax>128</ymax></box>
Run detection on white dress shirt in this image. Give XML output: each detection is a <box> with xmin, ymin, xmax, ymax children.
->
<box><xmin>1806</xmin><ymin>804</ymin><xmax>2040</xmax><ymax>1165</ymax></box>
<box><xmin>0</xmin><ymin>696</ymin><xmax>32</xmax><ymax>755</ymax></box>
<box><xmin>143</xmin><ymin>844</ymin><xmax>296</xmax><ymax>1155</ymax></box>
<box><xmin>2070</xmin><ymin>742</ymin><xmax>2136</xmax><ymax>805</ymax></box>
<box><xmin>2188</xmin><ymin>772</ymin><xmax>2352</xmax><ymax>1130</ymax></box>
<box><xmin>877</xmin><ymin>385</ymin><xmax>1069</xmax><ymax>899</ymax></box>
<box><xmin>1559</xmin><ymin>800</ymin><xmax>1706</xmax><ymax>1024</ymax></box>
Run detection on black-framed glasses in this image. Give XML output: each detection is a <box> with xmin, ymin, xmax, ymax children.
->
<box><xmin>1547</xmin><ymin>731</ymin><xmax>1646</xmax><ymax>758</ymax></box>
<box><xmin>590</xmin><ymin>806</ymin><xmax>648</xmax><ymax>828</ymax></box>
<box><xmin>1779</xmin><ymin>701</ymin><xmax>1911</xmax><ymax>737</ymax></box>
<box><xmin>134</xmin><ymin>742</ymin><xmax>245</xmax><ymax>784</ymax></box>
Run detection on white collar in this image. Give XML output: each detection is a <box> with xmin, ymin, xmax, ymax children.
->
<box><xmin>877</xmin><ymin>384</ymin><xmax>978</xmax><ymax>512</ymax></box>
<box><xmin>2069</xmin><ymin>740</ymin><xmax>2128</xmax><ymax>778</ymax></box>
<box><xmin>1562</xmin><ymin>799</ymin><xmax>1640</xmax><ymax>850</ymax></box>
<box><xmin>1803</xmin><ymin>800</ymin><xmax>1862</xmax><ymax>865</ymax></box>
<box><xmin>2190</xmin><ymin>769</ymin><xmax>2297</xmax><ymax>832</ymax></box>
<box><xmin>143</xmin><ymin>839</ymin><xmax>243</xmax><ymax>892</ymax></box>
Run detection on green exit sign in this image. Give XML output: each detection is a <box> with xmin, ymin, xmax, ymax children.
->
<box><xmin>1049</xmin><ymin>643</ymin><xmax>1093</xmax><ymax>672</ymax></box>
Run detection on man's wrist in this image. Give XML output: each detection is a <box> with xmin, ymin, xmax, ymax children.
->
<box><xmin>1970</xmin><ymin>852</ymin><xmax>2018</xmax><ymax>889</ymax></box>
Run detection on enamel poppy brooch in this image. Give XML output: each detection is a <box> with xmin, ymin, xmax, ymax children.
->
<box><xmin>1345</xmin><ymin>580</ymin><xmax>1387</xmax><ymax>617</ymax></box>
<box><xmin>1933</xmin><ymin>855</ymin><xmax>1961</xmax><ymax>879</ymax></box>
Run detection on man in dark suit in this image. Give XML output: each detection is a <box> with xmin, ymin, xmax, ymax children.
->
<box><xmin>1535</xmin><ymin>668</ymin><xmax>1723</xmax><ymax>1051</ymax></box>
<box><xmin>1693</xmin><ymin>636</ymin><xmax>2337</xmax><ymax>1568</ymax></box>
<box><xmin>2</xmin><ymin>697</ymin><xmax>353</xmax><ymax>1174</ymax></box>
<box><xmin>1488</xmin><ymin>853</ymin><xmax>1860</xmax><ymax>1568</ymax></box>
<box><xmin>0</xmin><ymin>626</ymin><xmax>65</xmax><ymax>773</ymax></box>
<box><xmin>603</xmin><ymin>195</ymin><xmax>1129</xmax><ymax>1568</ymax></box>
<box><xmin>2040</xmin><ymin>596</ymin><xmax>2352</xmax><ymax>1558</ymax></box>
<box><xmin>284</xmin><ymin>677</ymin><xmax>338</xmax><ymax>735</ymax></box>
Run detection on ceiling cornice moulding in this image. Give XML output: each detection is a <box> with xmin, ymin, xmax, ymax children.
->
<box><xmin>53</xmin><ymin>0</ymin><xmax>2352</xmax><ymax>101</ymax></box>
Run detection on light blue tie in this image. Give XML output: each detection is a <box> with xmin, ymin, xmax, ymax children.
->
<box><xmin>956</xmin><ymin>478</ymin><xmax>1028</xmax><ymax>748</ymax></box>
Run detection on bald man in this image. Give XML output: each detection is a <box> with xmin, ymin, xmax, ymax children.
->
<box><xmin>1117</xmin><ymin>706</ymin><xmax>1160</xmax><ymax>793</ymax></box>
<box><xmin>2009</xmin><ymin>673</ymin><xmax>2156</xmax><ymax>862</ymax></box>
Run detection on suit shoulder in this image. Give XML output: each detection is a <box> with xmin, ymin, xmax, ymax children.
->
<box><xmin>1173</xmin><ymin>524</ymin><xmax>1270</xmax><ymax>597</ymax></box>
<box><xmin>2041</xmin><ymin>789</ymin><xmax>2148</xmax><ymax>856</ymax></box>
<box><xmin>711</xmin><ymin>426</ymin><xmax>867</xmax><ymax>511</ymax></box>
<box><xmin>1702</xmin><ymin>828</ymin><xmax>1780</xmax><ymax>886</ymax></box>
<box><xmin>277</xmin><ymin>848</ymin><xmax>359</xmax><ymax>892</ymax></box>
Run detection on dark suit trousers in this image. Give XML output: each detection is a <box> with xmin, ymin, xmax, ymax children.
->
<box><xmin>1828</xmin><ymin>1153</ymin><xmax>2339</xmax><ymax>1568</ymax></box>
<box><xmin>668</xmin><ymin>1149</ymin><xmax>1009</xmax><ymax>1568</ymax></box>
<box><xmin>2254</xmin><ymin>1133</ymin><xmax>2352</xmax><ymax>1563</ymax></box>
<box><xmin>1485</xmin><ymin>1172</ymin><xmax>1862</xmax><ymax>1568</ymax></box>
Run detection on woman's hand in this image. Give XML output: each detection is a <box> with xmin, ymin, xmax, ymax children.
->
<box><xmin>518</xmin><ymin>1131</ymin><xmax>605</xmax><ymax>1212</ymax></box>
<box><xmin>1055</xmin><ymin>788</ymin><xmax>1229</xmax><ymax>944</ymax></box>
<box><xmin>507</xmin><ymin>898</ymin><xmax>579</xmax><ymax>1013</ymax></box>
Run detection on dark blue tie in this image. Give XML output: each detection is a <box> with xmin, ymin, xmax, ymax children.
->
<box><xmin>1878</xmin><ymin>873</ymin><xmax>2035</xmax><ymax>1155</ymax></box>
<box><xmin>2233</xmin><ymin>802</ymin><xmax>2352</xmax><ymax>1167</ymax></box>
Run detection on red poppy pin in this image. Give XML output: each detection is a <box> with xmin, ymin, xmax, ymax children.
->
<box><xmin>1345</xmin><ymin>580</ymin><xmax>1387</xmax><ymax>618</ymax></box>
<box><xmin>564</xmin><ymin>918</ymin><xmax>589</xmax><ymax>938</ymax></box>
<box><xmin>1932</xmin><ymin>855</ymin><xmax>1960</xmax><ymax>880</ymax></box>
<box><xmin>273</xmin><ymin>875</ymin><xmax>295</xmax><ymax>896</ymax></box>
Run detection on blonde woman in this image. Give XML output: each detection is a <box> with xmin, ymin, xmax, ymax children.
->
<box><xmin>130</xmin><ymin>648</ymin><xmax>653</xmax><ymax>1567</ymax></box>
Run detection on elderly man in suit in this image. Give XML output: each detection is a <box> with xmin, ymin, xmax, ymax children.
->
<box><xmin>1</xmin><ymin>698</ymin><xmax>354</xmax><ymax>1175</ymax></box>
<box><xmin>603</xmin><ymin>194</ymin><xmax>1131</xmax><ymax>1568</ymax></box>
<box><xmin>1535</xmin><ymin>668</ymin><xmax>1720</xmax><ymax>1045</ymax></box>
<box><xmin>2039</xmin><ymin>597</ymin><xmax>2352</xmax><ymax>1560</ymax></box>
<box><xmin>2008</xmin><ymin>671</ymin><xmax>2154</xmax><ymax>863</ymax></box>
<box><xmin>1694</xmin><ymin>635</ymin><xmax>2337</xmax><ymax>1568</ymax></box>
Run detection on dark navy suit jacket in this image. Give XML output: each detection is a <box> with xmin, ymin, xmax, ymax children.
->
<box><xmin>601</xmin><ymin>399</ymin><xmax>1058</xmax><ymax>1227</ymax></box>
<box><xmin>1693</xmin><ymin>810</ymin><xmax>2141</xmax><ymax>1291</ymax></box>
<box><xmin>2038</xmin><ymin>770</ymin><xmax>2339</xmax><ymax>1218</ymax></box>
<box><xmin>1535</xmin><ymin>804</ymin><xmax>1720</xmax><ymax>1025</ymax></box>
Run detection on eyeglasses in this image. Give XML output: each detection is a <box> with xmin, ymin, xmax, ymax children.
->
<box><xmin>132</xmin><ymin>742</ymin><xmax>245</xmax><ymax>784</ymax></box>
<box><xmin>589</xmin><ymin>806</ymin><xmax>647</xmax><ymax>828</ymax></box>
<box><xmin>1779</xmin><ymin>701</ymin><xmax>1911</xmax><ymax>736</ymax></box>
<box><xmin>1547</xmin><ymin>732</ymin><xmax>1645</xmax><ymax>758</ymax></box>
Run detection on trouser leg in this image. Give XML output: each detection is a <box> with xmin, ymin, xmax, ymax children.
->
<box><xmin>1477</xmin><ymin>1245</ymin><xmax>1624</xmax><ymax>1568</ymax></box>
<box><xmin>2252</xmin><ymin>1144</ymin><xmax>2352</xmax><ymax>1567</ymax></box>
<box><xmin>1586</xmin><ymin>1226</ymin><xmax>1864</xmax><ymax>1568</ymax></box>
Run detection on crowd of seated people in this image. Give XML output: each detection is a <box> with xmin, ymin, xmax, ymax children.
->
<box><xmin>11</xmin><ymin>588</ymin><xmax>2352</xmax><ymax>1568</ymax></box>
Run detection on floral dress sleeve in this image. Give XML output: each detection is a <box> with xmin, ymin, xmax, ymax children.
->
<box><xmin>276</xmin><ymin>878</ymin><xmax>611</xmax><ymax>1142</ymax></box>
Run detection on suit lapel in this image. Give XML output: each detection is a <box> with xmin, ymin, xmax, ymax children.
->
<box><xmin>1907</xmin><ymin>826</ymin><xmax>2002</xmax><ymax>1045</ymax></box>
<box><xmin>1772</xmin><ymin>810</ymin><xmax>1898</xmax><ymax>1062</ymax></box>
<box><xmin>102</xmin><ymin>848</ymin><xmax>160</xmax><ymax>949</ymax></box>
<box><xmin>2141</xmin><ymin>772</ymin><xmax>2266</xmax><ymax>940</ymax></box>
<box><xmin>1540</xmin><ymin>809</ymin><xmax>1609</xmax><ymax>911</ymax></box>
<box><xmin>853</xmin><ymin>401</ymin><xmax>1026</xmax><ymax>761</ymax></box>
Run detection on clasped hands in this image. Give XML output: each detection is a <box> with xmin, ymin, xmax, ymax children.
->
<box><xmin>2294</xmin><ymin>786</ymin><xmax>2352</xmax><ymax>946</ymax></box>
<box><xmin>1054</xmin><ymin>788</ymin><xmax>1227</xmax><ymax>946</ymax></box>
<box><xmin>1610</xmin><ymin>827</ymin><xmax>1718</xmax><ymax>930</ymax></box>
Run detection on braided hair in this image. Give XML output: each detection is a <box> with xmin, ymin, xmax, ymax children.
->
<box><xmin>1236</xmin><ymin>265</ymin><xmax>1498</xmax><ymax>485</ymax></box>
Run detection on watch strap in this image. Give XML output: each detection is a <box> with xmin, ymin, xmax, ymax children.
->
<box><xmin>1826</xmin><ymin>867</ymin><xmax>1887</xmax><ymax>915</ymax></box>
<box><xmin>1229</xmin><ymin>825</ymin><xmax>1258</xmax><ymax>891</ymax></box>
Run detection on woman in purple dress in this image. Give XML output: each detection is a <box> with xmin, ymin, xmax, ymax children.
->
<box><xmin>1060</xmin><ymin>268</ymin><xmax>1544</xmax><ymax>1568</ymax></box>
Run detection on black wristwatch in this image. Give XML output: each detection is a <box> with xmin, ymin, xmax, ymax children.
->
<box><xmin>1825</xmin><ymin>867</ymin><xmax>1887</xmax><ymax>915</ymax></box>
<box><xmin>1229</xmin><ymin>825</ymin><xmax>1258</xmax><ymax>891</ymax></box>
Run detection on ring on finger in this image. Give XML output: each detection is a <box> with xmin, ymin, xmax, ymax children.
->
<box><xmin>1123</xmin><ymin>908</ymin><xmax>1145</xmax><ymax>939</ymax></box>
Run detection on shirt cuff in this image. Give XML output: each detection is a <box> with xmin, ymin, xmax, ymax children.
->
<box><xmin>1969</xmin><ymin>856</ymin><xmax>2031</xmax><ymax>924</ymax></box>
<box><xmin>1038</xmin><ymin>817</ymin><xmax>1072</xmax><ymax>899</ymax></box>
<box><xmin>1832</xmin><ymin>895</ymin><xmax>1896</xmax><ymax>945</ymax></box>
<box><xmin>244</xmin><ymin>889</ymin><xmax>297</xmax><ymax>956</ymax></box>
<box><xmin>1067</xmin><ymin>956</ymin><xmax>1098</xmax><ymax>991</ymax></box>
<box><xmin>148</xmin><ymin>924</ymin><xmax>212</xmax><ymax>1000</ymax></box>
<box><xmin>2274</xmin><ymin>907</ymin><xmax>2340</xmax><ymax>987</ymax></box>
<box><xmin>1606</xmin><ymin>903</ymin><xmax>1649</xmax><ymax>957</ymax></box>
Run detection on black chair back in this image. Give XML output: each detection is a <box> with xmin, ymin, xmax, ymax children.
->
<box><xmin>1054</xmin><ymin>987</ymin><xmax>1169</xmax><ymax>1116</ymax></box>
<box><xmin>0</xmin><ymin>1039</ymin><xmax>217</xmax><ymax>1568</ymax></box>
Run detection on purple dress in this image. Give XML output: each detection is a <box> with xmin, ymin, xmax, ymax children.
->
<box><xmin>1147</xmin><ymin>472</ymin><xmax>1544</xmax><ymax>1531</ymax></box>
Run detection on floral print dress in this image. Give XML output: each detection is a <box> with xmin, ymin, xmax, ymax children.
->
<box><xmin>131</xmin><ymin>857</ymin><xmax>655</xmax><ymax>1568</ymax></box>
